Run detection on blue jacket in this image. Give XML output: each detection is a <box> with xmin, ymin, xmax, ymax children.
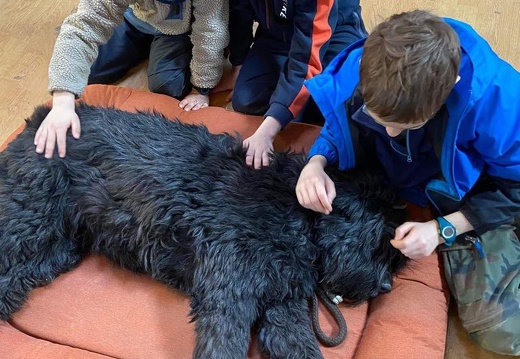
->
<box><xmin>305</xmin><ymin>18</ymin><xmax>520</xmax><ymax>231</ymax></box>
<box><xmin>229</xmin><ymin>0</ymin><xmax>361</xmax><ymax>126</ymax></box>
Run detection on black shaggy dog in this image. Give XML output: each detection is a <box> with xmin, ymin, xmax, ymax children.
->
<box><xmin>0</xmin><ymin>105</ymin><xmax>407</xmax><ymax>359</ymax></box>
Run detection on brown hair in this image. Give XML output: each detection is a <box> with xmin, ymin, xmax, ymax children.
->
<box><xmin>360</xmin><ymin>10</ymin><xmax>461</xmax><ymax>124</ymax></box>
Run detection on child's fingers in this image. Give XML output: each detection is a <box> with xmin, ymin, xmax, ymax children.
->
<box><xmin>393</xmin><ymin>222</ymin><xmax>415</xmax><ymax>241</ymax></box>
<box><xmin>56</xmin><ymin>129</ymin><xmax>67</xmax><ymax>158</ymax></box>
<box><xmin>390</xmin><ymin>239</ymin><xmax>407</xmax><ymax>250</ymax></box>
<box><xmin>316</xmin><ymin>185</ymin><xmax>332</xmax><ymax>214</ymax></box>
<box><xmin>324</xmin><ymin>178</ymin><xmax>336</xmax><ymax>205</ymax></box>
<box><xmin>44</xmin><ymin>130</ymin><xmax>57</xmax><ymax>159</ymax></box>
<box><xmin>71</xmin><ymin>116</ymin><xmax>81</xmax><ymax>139</ymax></box>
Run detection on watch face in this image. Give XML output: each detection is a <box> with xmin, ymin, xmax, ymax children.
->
<box><xmin>442</xmin><ymin>226</ymin><xmax>455</xmax><ymax>239</ymax></box>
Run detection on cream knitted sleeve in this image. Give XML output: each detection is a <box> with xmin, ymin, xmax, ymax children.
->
<box><xmin>48</xmin><ymin>0</ymin><xmax>133</xmax><ymax>96</ymax></box>
<box><xmin>189</xmin><ymin>0</ymin><xmax>230</xmax><ymax>89</ymax></box>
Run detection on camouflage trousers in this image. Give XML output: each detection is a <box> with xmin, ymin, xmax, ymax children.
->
<box><xmin>440</xmin><ymin>219</ymin><xmax>520</xmax><ymax>356</ymax></box>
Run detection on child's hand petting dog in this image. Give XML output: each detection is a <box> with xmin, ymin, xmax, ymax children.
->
<box><xmin>34</xmin><ymin>90</ymin><xmax>80</xmax><ymax>159</ymax></box>
<box><xmin>243</xmin><ymin>115</ymin><xmax>281</xmax><ymax>169</ymax></box>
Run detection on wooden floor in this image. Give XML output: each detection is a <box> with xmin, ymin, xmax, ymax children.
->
<box><xmin>0</xmin><ymin>1</ymin><xmax>518</xmax><ymax>358</ymax></box>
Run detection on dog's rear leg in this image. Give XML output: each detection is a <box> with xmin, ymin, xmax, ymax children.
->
<box><xmin>0</xmin><ymin>183</ymin><xmax>81</xmax><ymax>321</ymax></box>
<box><xmin>258</xmin><ymin>298</ymin><xmax>323</xmax><ymax>359</ymax></box>
<box><xmin>191</xmin><ymin>296</ymin><xmax>258</xmax><ymax>359</ymax></box>
<box><xmin>0</xmin><ymin>246</ymin><xmax>81</xmax><ymax>322</ymax></box>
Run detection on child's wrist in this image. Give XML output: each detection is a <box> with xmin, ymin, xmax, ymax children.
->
<box><xmin>259</xmin><ymin>116</ymin><xmax>282</xmax><ymax>139</ymax></box>
<box><xmin>431</xmin><ymin>220</ymin><xmax>445</xmax><ymax>245</ymax></box>
<box><xmin>308</xmin><ymin>155</ymin><xmax>327</xmax><ymax>168</ymax></box>
<box><xmin>52</xmin><ymin>91</ymin><xmax>75</xmax><ymax>108</ymax></box>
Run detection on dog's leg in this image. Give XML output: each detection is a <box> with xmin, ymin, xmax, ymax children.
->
<box><xmin>0</xmin><ymin>240</ymin><xmax>81</xmax><ymax>321</ymax></box>
<box><xmin>191</xmin><ymin>296</ymin><xmax>258</xmax><ymax>359</ymax></box>
<box><xmin>0</xmin><ymin>173</ymin><xmax>80</xmax><ymax>320</ymax></box>
<box><xmin>257</xmin><ymin>299</ymin><xmax>323</xmax><ymax>359</ymax></box>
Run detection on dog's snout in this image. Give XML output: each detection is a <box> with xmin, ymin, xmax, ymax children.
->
<box><xmin>379</xmin><ymin>272</ymin><xmax>392</xmax><ymax>293</ymax></box>
<box><xmin>380</xmin><ymin>281</ymin><xmax>392</xmax><ymax>293</ymax></box>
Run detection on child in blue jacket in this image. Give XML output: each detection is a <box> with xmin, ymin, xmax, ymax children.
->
<box><xmin>297</xmin><ymin>10</ymin><xmax>520</xmax><ymax>355</ymax></box>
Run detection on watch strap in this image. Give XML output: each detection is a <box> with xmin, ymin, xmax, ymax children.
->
<box><xmin>436</xmin><ymin>216</ymin><xmax>457</xmax><ymax>246</ymax></box>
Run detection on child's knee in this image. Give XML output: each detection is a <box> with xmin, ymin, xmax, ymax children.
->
<box><xmin>442</xmin><ymin>223</ymin><xmax>520</xmax><ymax>354</ymax></box>
<box><xmin>453</xmin><ymin>256</ymin><xmax>520</xmax><ymax>356</ymax></box>
<box><xmin>148</xmin><ymin>70</ymin><xmax>190</xmax><ymax>99</ymax></box>
<box><xmin>231</xmin><ymin>83</ymin><xmax>270</xmax><ymax>115</ymax></box>
<box><xmin>467</xmin><ymin>311</ymin><xmax>520</xmax><ymax>355</ymax></box>
<box><xmin>232</xmin><ymin>97</ymin><xmax>265</xmax><ymax>116</ymax></box>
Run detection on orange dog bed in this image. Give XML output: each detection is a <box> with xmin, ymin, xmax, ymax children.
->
<box><xmin>0</xmin><ymin>84</ymin><xmax>449</xmax><ymax>359</ymax></box>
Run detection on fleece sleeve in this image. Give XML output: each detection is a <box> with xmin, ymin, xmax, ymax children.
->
<box><xmin>48</xmin><ymin>0</ymin><xmax>131</xmax><ymax>96</ymax></box>
<box><xmin>190</xmin><ymin>0</ymin><xmax>229</xmax><ymax>89</ymax></box>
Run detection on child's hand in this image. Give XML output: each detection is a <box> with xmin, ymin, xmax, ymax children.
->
<box><xmin>243</xmin><ymin>131</ymin><xmax>274</xmax><ymax>169</ymax></box>
<box><xmin>179</xmin><ymin>91</ymin><xmax>209</xmax><ymax>111</ymax></box>
<box><xmin>390</xmin><ymin>220</ymin><xmax>442</xmax><ymax>259</ymax></box>
<box><xmin>34</xmin><ymin>91</ymin><xmax>80</xmax><ymax>159</ymax></box>
<box><xmin>296</xmin><ymin>156</ymin><xmax>336</xmax><ymax>215</ymax></box>
<box><xmin>243</xmin><ymin>116</ymin><xmax>281</xmax><ymax>169</ymax></box>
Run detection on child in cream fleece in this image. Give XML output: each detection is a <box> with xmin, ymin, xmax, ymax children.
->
<box><xmin>36</xmin><ymin>0</ymin><xmax>229</xmax><ymax>158</ymax></box>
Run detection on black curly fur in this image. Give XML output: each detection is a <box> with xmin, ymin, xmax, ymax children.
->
<box><xmin>0</xmin><ymin>104</ymin><xmax>407</xmax><ymax>359</ymax></box>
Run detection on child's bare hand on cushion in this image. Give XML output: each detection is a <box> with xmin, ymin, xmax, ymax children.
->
<box><xmin>179</xmin><ymin>90</ymin><xmax>209</xmax><ymax>111</ymax></box>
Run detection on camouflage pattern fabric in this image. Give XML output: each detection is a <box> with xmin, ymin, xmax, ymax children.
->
<box><xmin>440</xmin><ymin>220</ymin><xmax>520</xmax><ymax>356</ymax></box>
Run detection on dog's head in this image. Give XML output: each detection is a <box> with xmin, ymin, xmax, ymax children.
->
<box><xmin>313</xmin><ymin>169</ymin><xmax>408</xmax><ymax>304</ymax></box>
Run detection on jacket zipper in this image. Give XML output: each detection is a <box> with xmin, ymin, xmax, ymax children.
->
<box><xmin>389</xmin><ymin>130</ymin><xmax>413</xmax><ymax>162</ymax></box>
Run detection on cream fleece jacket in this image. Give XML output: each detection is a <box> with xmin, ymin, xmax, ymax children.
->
<box><xmin>48</xmin><ymin>0</ymin><xmax>229</xmax><ymax>96</ymax></box>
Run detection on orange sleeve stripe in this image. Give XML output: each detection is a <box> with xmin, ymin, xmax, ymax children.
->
<box><xmin>289</xmin><ymin>0</ymin><xmax>334</xmax><ymax>116</ymax></box>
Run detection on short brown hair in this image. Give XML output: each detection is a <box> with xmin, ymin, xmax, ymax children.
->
<box><xmin>360</xmin><ymin>10</ymin><xmax>461</xmax><ymax>124</ymax></box>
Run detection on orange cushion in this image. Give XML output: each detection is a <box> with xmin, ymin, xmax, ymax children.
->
<box><xmin>0</xmin><ymin>84</ymin><xmax>449</xmax><ymax>359</ymax></box>
<box><xmin>0</xmin><ymin>322</ymin><xmax>112</xmax><ymax>359</ymax></box>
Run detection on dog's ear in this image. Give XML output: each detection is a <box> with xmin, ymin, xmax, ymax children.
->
<box><xmin>314</xmin><ymin>168</ymin><xmax>408</xmax><ymax>301</ymax></box>
<box><xmin>313</xmin><ymin>199</ymin><xmax>389</xmax><ymax>289</ymax></box>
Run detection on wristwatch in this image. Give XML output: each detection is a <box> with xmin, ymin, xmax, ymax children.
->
<box><xmin>435</xmin><ymin>216</ymin><xmax>457</xmax><ymax>246</ymax></box>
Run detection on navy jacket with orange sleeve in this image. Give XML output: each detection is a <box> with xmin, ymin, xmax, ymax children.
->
<box><xmin>229</xmin><ymin>0</ymin><xmax>361</xmax><ymax>127</ymax></box>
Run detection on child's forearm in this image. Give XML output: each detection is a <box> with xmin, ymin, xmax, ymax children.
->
<box><xmin>52</xmin><ymin>91</ymin><xmax>76</xmax><ymax>109</ymax></box>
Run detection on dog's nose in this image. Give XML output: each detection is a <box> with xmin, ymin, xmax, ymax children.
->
<box><xmin>379</xmin><ymin>272</ymin><xmax>392</xmax><ymax>293</ymax></box>
<box><xmin>380</xmin><ymin>281</ymin><xmax>392</xmax><ymax>293</ymax></box>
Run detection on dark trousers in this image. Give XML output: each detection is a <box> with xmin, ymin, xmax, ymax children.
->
<box><xmin>88</xmin><ymin>18</ymin><xmax>193</xmax><ymax>99</ymax></box>
<box><xmin>232</xmin><ymin>7</ymin><xmax>367</xmax><ymax>124</ymax></box>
